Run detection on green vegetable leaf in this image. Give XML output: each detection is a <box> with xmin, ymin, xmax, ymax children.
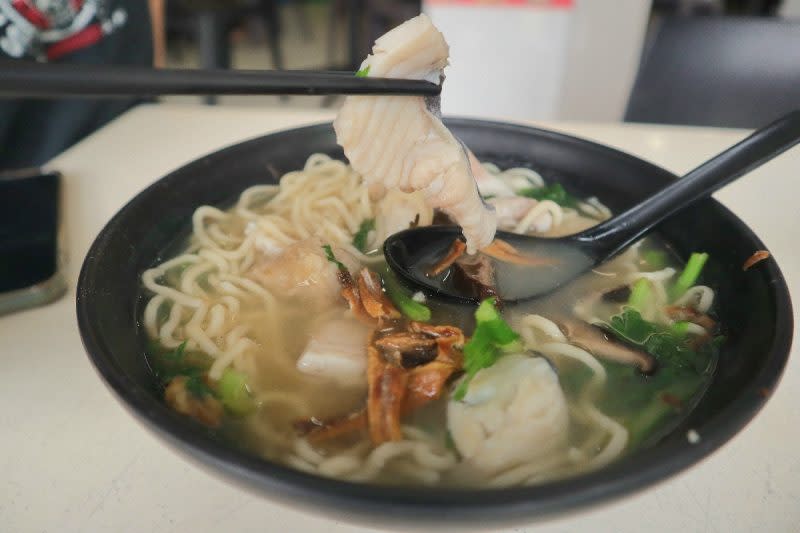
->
<box><xmin>453</xmin><ymin>298</ymin><xmax>520</xmax><ymax>401</ymax></box>
<box><xmin>474</xmin><ymin>297</ymin><xmax>520</xmax><ymax>347</ymax></box>
<box><xmin>352</xmin><ymin>218</ymin><xmax>376</xmax><ymax>253</ymax></box>
<box><xmin>381</xmin><ymin>267</ymin><xmax>431</xmax><ymax>322</ymax></box>
<box><xmin>670</xmin><ymin>320</ymin><xmax>691</xmax><ymax>338</ymax></box>
<box><xmin>322</xmin><ymin>244</ymin><xmax>347</xmax><ymax>272</ymax></box>
<box><xmin>596</xmin><ymin>308</ymin><xmax>723</xmax><ymax>448</ymax></box>
<box><xmin>475</xmin><ymin>297</ymin><xmax>501</xmax><ymax>323</ymax></box>
<box><xmin>517</xmin><ymin>183</ymin><xmax>578</xmax><ymax>208</ymax></box>
<box><xmin>607</xmin><ymin>308</ymin><xmax>718</xmax><ymax>372</ymax></box>
<box><xmin>608</xmin><ymin>308</ymin><xmax>659</xmax><ymax>344</ymax></box>
<box><xmin>453</xmin><ymin>344</ymin><xmax>499</xmax><ymax>401</ymax></box>
<box><xmin>355</xmin><ymin>65</ymin><xmax>370</xmax><ymax>77</ymax></box>
<box><xmin>217</xmin><ymin>369</ymin><xmax>256</xmax><ymax>415</ymax></box>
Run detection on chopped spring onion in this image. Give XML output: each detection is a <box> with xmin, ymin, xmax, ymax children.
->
<box><xmin>322</xmin><ymin>244</ymin><xmax>347</xmax><ymax>272</ymax></box>
<box><xmin>381</xmin><ymin>268</ymin><xmax>431</xmax><ymax>322</ymax></box>
<box><xmin>517</xmin><ymin>183</ymin><xmax>578</xmax><ymax>208</ymax></box>
<box><xmin>352</xmin><ymin>218</ymin><xmax>375</xmax><ymax>253</ymax></box>
<box><xmin>669</xmin><ymin>252</ymin><xmax>709</xmax><ymax>301</ymax></box>
<box><xmin>453</xmin><ymin>297</ymin><xmax>521</xmax><ymax>401</ymax></box>
<box><xmin>627</xmin><ymin>278</ymin><xmax>651</xmax><ymax>312</ymax></box>
<box><xmin>670</xmin><ymin>320</ymin><xmax>691</xmax><ymax>338</ymax></box>
<box><xmin>355</xmin><ymin>65</ymin><xmax>370</xmax><ymax>77</ymax></box>
<box><xmin>217</xmin><ymin>369</ymin><xmax>256</xmax><ymax>415</ymax></box>
<box><xmin>474</xmin><ymin>298</ymin><xmax>520</xmax><ymax>347</ymax></box>
<box><xmin>642</xmin><ymin>249</ymin><xmax>668</xmax><ymax>270</ymax></box>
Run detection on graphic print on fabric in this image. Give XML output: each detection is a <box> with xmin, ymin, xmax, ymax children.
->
<box><xmin>0</xmin><ymin>0</ymin><xmax>127</xmax><ymax>61</ymax></box>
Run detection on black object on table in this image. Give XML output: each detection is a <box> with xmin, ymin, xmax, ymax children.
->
<box><xmin>626</xmin><ymin>16</ymin><xmax>800</xmax><ymax>128</ymax></box>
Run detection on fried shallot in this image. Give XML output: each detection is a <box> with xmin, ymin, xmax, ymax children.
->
<box><xmin>298</xmin><ymin>320</ymin><xmax>464</xmax><ymax>445</ymax></box>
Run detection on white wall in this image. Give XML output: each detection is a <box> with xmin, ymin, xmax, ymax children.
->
<box><xmin>424</xmin><ymin>1</ymin><xmax>652</xmax><ymax>122</ymax></box>
<box><xmin>558</xmin><ymin>0</ymin><xmax>652</xmax><ymax>121</ymax></box>
<box><xmin>425</xmin><ymin>3</ymin><xmax>573</xmax><ymax>120</ymax></box>
<box><xmin>780</xmin><ymin>0</ymin><xmax>800</xmax><ymax>18</ymax></box>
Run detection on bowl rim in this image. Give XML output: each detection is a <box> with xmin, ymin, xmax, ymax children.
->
<box><xmin>76</xmin><ymin>118</ymin><xmax>794</xmax><ymax>523</ymax></box>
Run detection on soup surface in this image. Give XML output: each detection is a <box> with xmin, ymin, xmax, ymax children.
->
<box><xmin>141</xmin><ymin>155</ymin><xmax>721</xmax><ymax>487</ymax></box>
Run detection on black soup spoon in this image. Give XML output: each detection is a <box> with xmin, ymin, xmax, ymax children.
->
<box><xmin>384</xmin><ymin>110</ymin><xmax>800</xmax><ymax>303</ymax></box>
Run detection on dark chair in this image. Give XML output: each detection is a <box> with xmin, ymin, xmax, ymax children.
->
<box><xmin>625</xmin><ymin>16</ymin><xmax>800</xmax><ymax>128</ymax></box>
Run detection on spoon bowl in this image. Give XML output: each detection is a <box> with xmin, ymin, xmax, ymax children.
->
<box><xmin>385</xmin><ymin>226</ymin><xmax>595</xmax><ymax>303</ymax></box>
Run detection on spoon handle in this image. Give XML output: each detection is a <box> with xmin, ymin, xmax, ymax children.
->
<box><xmin>577</xmin><ymin>110</ymin><xmax>800</xmax><ymax>258</ymax></box>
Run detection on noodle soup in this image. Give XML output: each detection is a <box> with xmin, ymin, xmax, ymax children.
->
<box><xmin>141</xmin><ymin>155</ymin><xmax>720</xmax><ymax>488</ymax></box>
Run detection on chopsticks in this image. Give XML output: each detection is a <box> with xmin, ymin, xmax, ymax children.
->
<box><xmin>0</xmin><ymin>61</ymin><xmax>442</xmax><ymax>98</ymax></box>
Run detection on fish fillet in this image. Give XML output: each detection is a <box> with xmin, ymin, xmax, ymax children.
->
<box><xmin>333</xmin><ymin>14</ymin><xmax>496</xmax><ymax>253</ymax></box>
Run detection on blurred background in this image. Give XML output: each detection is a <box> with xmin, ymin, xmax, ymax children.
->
<box><xmin>159</xmin><ymin>0</ymin><xmax>800</xmax><ymax>127</ymax></box>
<box><xmin>1</xmin><ymin>0</ymin><xmax>798</xmax><ymax>171</ymax></box>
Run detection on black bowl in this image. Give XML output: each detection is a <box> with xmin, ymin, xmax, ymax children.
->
<box><xmin>77</xmin><ymin>120</ymin><xmax>792</xmax><ymax>528</ymax></box>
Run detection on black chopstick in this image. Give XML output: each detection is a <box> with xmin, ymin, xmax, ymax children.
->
<box><xmin>0</xmin><ymin>61</ymin><xmax>441</xmax><ymax>98</ymax></box>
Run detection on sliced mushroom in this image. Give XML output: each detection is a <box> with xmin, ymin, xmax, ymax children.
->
<box><xmin>374</xmin><ymin>332</ymin><xmax>438</xmax><ymax>368</ymax></box>
<box><xmin>409</xmin><ymin>322</ymin><xmax>465</xmax><ymax>365</ymax></box>
<box><xmin>557</xmin><ymin>318</ymin><xmax>657</xmax><ymax>374</ymax></box>
<box><xmin>601</xmin><ymin>285</ymin><xmax>632</xmax><ymax>303</ymax></box>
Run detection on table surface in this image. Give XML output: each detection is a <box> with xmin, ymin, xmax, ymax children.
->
<box><xmin>2</xmin><ymin>104</ymin><xmax>798</xmax><ymax>533</ymax></box>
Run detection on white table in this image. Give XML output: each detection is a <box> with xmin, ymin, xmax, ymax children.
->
<box><xmin>2</xmin><ymin>104</ymin><xmax>798</xmax><ymax>532</ymax></box>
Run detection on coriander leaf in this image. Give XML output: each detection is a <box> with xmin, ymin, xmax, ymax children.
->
<box><xmin>592</xmin><ymin>308</ymin><xmax>724</xmax><ymax>449</ymax></box>
<box><xmin>606</xmin><ymin>308</ymin><xmax>720</xmax><ymax>372</ymax></box>
<box><xmin>608</xmin><ymin>308</ymin><xmax>659</xmax><ymax>344</ymax></box>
